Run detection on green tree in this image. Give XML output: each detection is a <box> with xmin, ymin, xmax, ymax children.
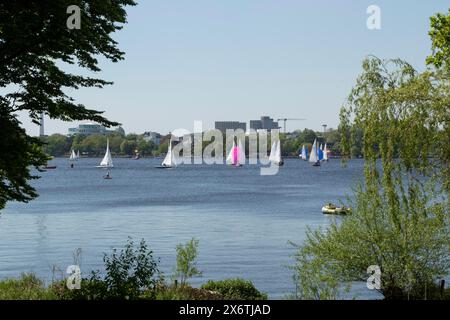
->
<box><xmin>155</xmin><ymin>140</ymin><xmax>169</xmax><ymax>157</ymax></box>
<box><xmin>297</xmin><ymin>129</ymin><xmax>317</xmax><ymax>145</ymax></box>
<box><xmin>79</xmin><ymin>135</ymin><xmax>106</xmax><ymax>156</ymax></box>
<box><xmin>426</xmin><ymin>9</ymin><xmax>450</xmax><ymax>72</ymax></box>
<box><xmin>42</xmin><ymin>134</ymin><xmax>71</xmax><ymax>156</ymax></box>
<box><xmin>174</xmin><ymin>238</ymin><xmax>202</xmax><ymax>286</ymax></box>
<box><xmin>0</xmin><ymin>0</ymin><xmax>136</xmax><ymax>210</ymax></box>
<box><xmin>0</xmin><ymin>111</ymin><xmax>48</xmax><ymax>208</ymax></box>
<box><xmin>137</xmin><ymin>138</ymin><xmax>155</xmax><ymax>156</ymax></box>
<box><xmin>120</xmin><ymin>139</ymin><xmax>137</xmax><ymax>155</ymax></box>
<box><xmin>293</xmin><ymin>56</ymin><xmax>449</xmax><ymax>300</ymax></box>
<box><xmin>71</xmin><ymin>134</ymin><xmax>87</xmax><ymax>153</ymax></box>
<box><xmin>108</xmin><ymin>133</ymin><xmax>124</xmax><ymax>154</ymax></box>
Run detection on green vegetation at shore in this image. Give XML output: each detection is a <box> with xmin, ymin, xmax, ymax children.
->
<box><xmin>0</xmin><ymin>238</ymin><xmax>267</xmax><ymax>300</ymax></box>
<box><xmin>292</xmin><ymin>11</ymin><xmax>450</xmax><ymax>300</ymax></box>
<box><xmin>40</xmin><ymin>126</ymin><xmax>360</xmax><ymax>158</ymax></box>
<box><xmin>42</xmin><ymin>132</ymin><xmax>157</xmax><ymax>157</ymax></box>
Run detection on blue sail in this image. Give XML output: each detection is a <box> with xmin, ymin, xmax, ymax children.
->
<box><xmin>318</xmin><ymin>148</ymin><xmax>324</xmax><ymax>161</ymax></box>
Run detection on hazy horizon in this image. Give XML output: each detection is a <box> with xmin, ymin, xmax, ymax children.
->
<box><xmin>15</xmin><ymin>0</ymin><xmax>449</xmax><ymax>136</ymax></box>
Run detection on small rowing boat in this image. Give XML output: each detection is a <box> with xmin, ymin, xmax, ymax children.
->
<box><xmin>321</xmin><ymin>203</ymin><xmax>351</xmax><ymax>215</ymax></box>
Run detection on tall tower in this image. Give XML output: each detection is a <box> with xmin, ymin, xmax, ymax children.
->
<box><xmin>39</xmin><ymin>113</ymin><xmax>45</xmax><ymax>137</ymax></box>
<box><xmin>322</xmin><ymin>124</ymin><xmax>327</xmax><ymax>135</ymax></box>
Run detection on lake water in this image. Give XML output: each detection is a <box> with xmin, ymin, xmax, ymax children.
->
<box><xmin>0</xmin><ymin>157</ymin><xmax>382</xmax><ymax>299</ymax></box>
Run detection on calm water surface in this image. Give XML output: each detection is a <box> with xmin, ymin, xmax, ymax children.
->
<box><xmin>0</xmin><ymin>158</ymin><xmax>382</xmax><ymax>299</ymax></box>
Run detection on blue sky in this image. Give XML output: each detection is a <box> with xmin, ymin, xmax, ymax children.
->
<box><xmin>19</xmin><ymin>0</ymin><xmax>449</xmax><ymax>135</ymax></box>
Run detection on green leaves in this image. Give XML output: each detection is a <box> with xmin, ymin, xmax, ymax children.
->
<box><xmin>426</xmin><ymin>10</ymin><xmax>450</xmax><ymax>73</ymax></box>
<box><xmin>174</xmin><ymin>238</ymin><xmax>202</xmax><ymax>286</ymax></box>
<box><xmin>0</xmin><ymin>110</ymin><xmax>49</xmax><ymax>209</ymax></box>
<box><xmin>0</xmin><ymin>1</ymin><xmax>135</xmax><ymax>208</ymax></box>
<box><xmin>294</xmin><ymin>51</ymin><xmax>449</xmax><ymax>298</ymax></box>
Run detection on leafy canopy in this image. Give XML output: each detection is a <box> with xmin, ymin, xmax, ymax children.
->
<box><xmin>0</xmin><ymin>0</ymin><xmax>136</xmax><ymax>209</ymax></box>
<box><xmin>293</xmin><ymin>11</ymin><xmax>450</xmax><ymax>300</ymax></box>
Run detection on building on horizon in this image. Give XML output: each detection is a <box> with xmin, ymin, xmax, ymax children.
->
<box><xmin>215</xmin><ymin>121</ymin><xmax>247</xmax><ymax>133</ymax></box>
<box><xmin>68</xmin><ymin>123</ymin><xmax>125</xmax><ymax>136</ymax></box>
<box><xmin>249</xmin><ymin>116</ymin><xmax>279</xmax><ymax>132</ymax></box>
<box><xmin>143</xmin><ymin>131</ymin><xmax>162</xmax><ymax>145</ymax></box>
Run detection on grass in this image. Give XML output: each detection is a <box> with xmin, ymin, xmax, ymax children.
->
<box><xmin>0</xmin><ymin>274</ymin><xmax>57</xmax><ymax>300</ymax></box>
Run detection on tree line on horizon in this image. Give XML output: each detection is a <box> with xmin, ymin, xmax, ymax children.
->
<box><xmin>40</xmin><ymin>126</ymin><xmax>363</xmax><ymax>158</ymax></box>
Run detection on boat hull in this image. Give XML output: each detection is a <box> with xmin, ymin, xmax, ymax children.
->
<box><xmin>321</xmin><ymin>206</ymin><xmax>350</xmax><ymax>215</ymax></box>
<box><xmin>155</xmin><ymin>166</ymin><xmax>173</xmax><ymax>169</ymax></box>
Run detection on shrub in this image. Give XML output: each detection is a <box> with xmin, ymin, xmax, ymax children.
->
<box><xmin>57</xmin><ymin>238</ymin><xmax>161</xmax><ymax>300</ymax></box>
<box><xmin>174</xmin><ymin>238</ymin><xmax>202</xmax><ymax>286</ymax></box>
<box><xmin>0</xmin><ymin>273</ymin><xmax>57</xmax><ymax>300</ymax></box>
<box><xmin>201</xmin><ymin>279</ymin><xmax>267</xmax><ymax>300</ymax></box>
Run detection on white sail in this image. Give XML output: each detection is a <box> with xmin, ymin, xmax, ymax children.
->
<box><xmin>237</xmin><ymin>139</ymin><xmax>245</xmax><ymax>165</ymax></box>
<box><xmin>309</xmin><ymin>139</ymin><xmax>319</xmax><ymax>163</ymax></box>
<box><xmin>301</xmin><ymin>145</ymin><xmax>307</xmax><ymax>160</ymax></box>
<box><xmin>323</xmin><ymin>143</ymin><xmax>328</xmax><ymax>161</ymax></box>
<box><xmin>270</xmin><ymin>140</ymin><xmax>281</xmax><ymax>163</ymax></box>
<box><xmin>275</xmin><ymin>140</ymin><xmax>282</xmax><ymax>163</ymax></box>
<box><xmin>162</xmin><ymin>139</ymin><xmax>176</xmax><ymax>167</ymax></box>
<box><xmin>76</xmin><ymin>150</ymin><xmax>80</xmax><ymax>159</ymax></box>
<box><xmin>269</xmin><ymin>140</ymin><xmax>277</xmax><ymax>162</ymax></box>
<box><xmin>69</xmin><ymin>149</ymin><xmax>76</xmax><ymax>161</ymax></box>
<box><xmin>99</xmin><ymin>139</ymin><xmax>113</xmax><ymax>167</ymax></box>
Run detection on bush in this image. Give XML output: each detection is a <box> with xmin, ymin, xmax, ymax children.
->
<box><xmin>0</xmin><ymin>273</ymin><xmax>57</xmax><ymax>300</ymax></box>
<box><xmin>201</xmin><ymin>279</ymin><xmax>267</xmax><ymax>300</ymax></box>
<box><xmin>57</xmin><ymin>238</ymin><xmax>161</xmax><ymax>300</ymax></box>
<box><xmin>174</xmin><ymin>238</ymin><xmax>202</xmax><ymax>285</ymax></box>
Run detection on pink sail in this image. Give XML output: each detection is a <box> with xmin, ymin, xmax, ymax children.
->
<box><xmin>233</xmin><ymin>146</ymin><xmax>239</xmax><ymax>165</ymax></box>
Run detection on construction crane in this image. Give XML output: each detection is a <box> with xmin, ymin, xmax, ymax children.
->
<box><xmin>277</xmin><ymin>118</ymin><xmax>306</xmax><ymax>133</ymax></box>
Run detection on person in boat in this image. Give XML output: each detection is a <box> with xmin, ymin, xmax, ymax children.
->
<box><xmin>70</xmin><ymin>163</ymin><xmax>74</xmax><ymax>168</ymax></box>
<box><xmin>105</xmin><ymin>170</ymin><xmax>111</xmax><ymax>179</ymax></box>
<box><xmin>326</xmin><ymin>203</ymin><xmax>336</xmax><ymax>209</ymax></box>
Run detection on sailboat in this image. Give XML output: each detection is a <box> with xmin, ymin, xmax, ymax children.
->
<box><xmin>69</xmin><ymin>149</ymin><xmax>77</xmax><ymax>161</ymax></box>
<box><xmin>97</xmin><ymin>138</ymin><xmax>114</xmax><ymax>168</ymax></box>
<box><xmin>318</xmin><ymin>144</ymin><xmax>324</xmax><ymax>161</ymax></box>
<box><xmin>300</xmin><ymin>145</ymin><xmax>308</xmax><ymax>160</ymax></box>
<box><xmin>269</xmin><ymin>139</ymin><xmax>284</xmax><ymax>166</ymax></box>
<box><xmin>309</xmin><ymin>139</ymin><xmax>320</xmax><ymax>166</ymax></box>
<box><xmin>323</xmin><ymin>143</ymin><xmax>329</xmax><ymax>161</ymax></box>
<box><xmin>226</xmin><ymin>139</ymin><xmax>245</xmax><ymax>167</ymax></box>
<box><xmin>155</xmin><ymin>139</ymin><xmax>176</xmax><ymax>169</ymax></box>
<box><xmin>76</xmin><ymin>150</ymin><xmax>80</xmax><ymax>159</ymax></box>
